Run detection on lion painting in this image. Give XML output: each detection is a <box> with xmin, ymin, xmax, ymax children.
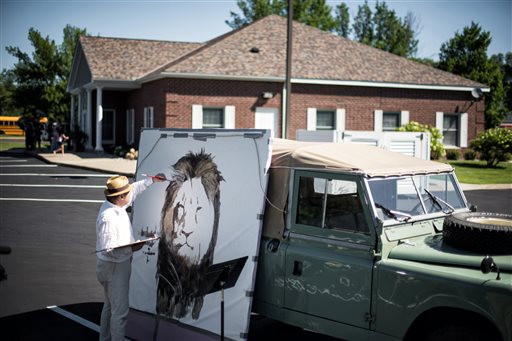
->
<box><xmin>156</xmin><ymin>150</ymin><xmax>223</xmax><ymax>319</ymax></box>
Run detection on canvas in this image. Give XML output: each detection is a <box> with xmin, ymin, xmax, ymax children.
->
<box><xmin>129</xmin><ymin>129</ymin><xmax>272</xmax><ymax>340</ymax></box>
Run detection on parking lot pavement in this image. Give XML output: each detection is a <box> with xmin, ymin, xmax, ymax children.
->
<box><xmin>1</xmin><ymin>150</ymin><xmax>509</xmax><ymax>341</ymax></box>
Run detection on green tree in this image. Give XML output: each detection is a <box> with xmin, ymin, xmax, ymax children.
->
<box><xmin>226</xmin><ymin>0</ymin><xmax>336</xmax><ymax>32</ymax></box>
<box><xmin>438</xmin><ymin>22</ymin><xmax>506</xmax><ymax>128</ymax></box>
<box><xmin>492</xmin><ymin>52</ymin><xmax>512</xmax><ymax>115</ymax></box>
<box><xmin>226</xmin><ymin>0</ymin><xmax>287</xmax><ymax>29</ymax></box>
<box><xmin>0</xmin><ymin>70</ymin><xmax>18</xmax><ymax>116</ymax></box>
<box><xmin>352</xmin><ymin>1</ymin><xmax>373</xmax><ymax>45</ymax></box>
<box><xmin>6</xmin><ymin>25</ymin><xmax>86</xmax><ymax>123</ymax></box>
<box><xmin>293</xmin><ymin>0</ymin><xmax>337</xmax><ymax>32</ymax></box>
<box><xmin>353</xmin><ymin>0</ymin><xmax>418</xmax><ymax>57</ymax></box>
<box><xmin>227</xmin><ymin>1</ymin><xmax>418</xmax><ymax>58</ymax></box>
<box><xmin>334</xmin><ymin>3</ymin><xmax>351</xmax><ymax>38</ymax></box>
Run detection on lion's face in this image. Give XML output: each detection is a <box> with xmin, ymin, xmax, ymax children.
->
<box><xmin>170</xmin><ymin>177</ymin><xmax>214</xmax><ymax>263</ymax></box>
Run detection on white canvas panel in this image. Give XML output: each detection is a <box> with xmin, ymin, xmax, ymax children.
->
<box><xmin>129</xmin><ymin>129</ymin><xmax>272</xmax><ymax>340</ymax></box>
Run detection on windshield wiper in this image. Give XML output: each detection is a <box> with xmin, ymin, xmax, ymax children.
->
<box><xmin>375</xmin><ymin>203</ymin><xmax>412</xmax><ymax>222</ymax></box>
<box><xmin>424</xmin><ymin>189</ymin><xmax>454</xmax><ymax>214</ymax></box>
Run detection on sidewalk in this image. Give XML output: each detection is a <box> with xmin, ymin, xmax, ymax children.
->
<box><xmin>30</xmin><ymin>150</ymin><xmax>137</xmax><ymax>176</ymax></box>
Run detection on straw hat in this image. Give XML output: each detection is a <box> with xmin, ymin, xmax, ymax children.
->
<box><xmin>104</xmin><ymin>175</ymin><xmax>132</xmax><ymax>197</ymax></box>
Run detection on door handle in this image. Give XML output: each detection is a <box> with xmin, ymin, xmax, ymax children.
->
<box><xmin>292</xmin><ymin>260</ymin><xmax>303</xmax><ymax>276</ymax></box>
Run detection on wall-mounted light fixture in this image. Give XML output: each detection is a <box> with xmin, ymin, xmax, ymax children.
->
<box><xmin>261</xmin><ymin>92</ymin><xmax>274</xmax><ymax>99</ymax></box>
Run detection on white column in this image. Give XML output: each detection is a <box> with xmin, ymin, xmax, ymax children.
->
<box><xmin>95</xmin><ymin>87</ymin><xmax>104</xmax><ymax>152</ymax></box>
<box><xmin>77</xmin><ymin>92</ymin><xmax>83</xmax><ymax>131</ymax></box>
<box><xmin>86</xmin><ymin>89</ymin><xmax>93</xmax><ymax>150</ymax></box>
<box><xmin>70</xmin><ymin>95</ymin><xmax>75</xmax><ymax>132</ymax></box>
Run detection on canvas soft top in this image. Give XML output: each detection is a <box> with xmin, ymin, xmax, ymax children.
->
<box><xmin>262</xmin><ymin>139</ymin><xmax>453</xmax><ymax>239</ymax></box>
<box><xmin>270</xmin><ymin>138</ymin><xmax>452</xmax><ymax>177</ymax></box>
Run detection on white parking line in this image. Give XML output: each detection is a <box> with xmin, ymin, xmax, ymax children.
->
<box><xmin>1</xmin><ymin>164</ymin><xmax>58</xmax><ymax>167</ymax></box>
<box><xmin>0</xmin><ymin>159</ymin><xmax>27</xmax><ymax>162</ymax></box>
<box><xmin>0</xmin><ymin>184</ymin><xmax>104</xmax><ymax>188</ymax></box>
<box><xmin>47</xmin><ymin>305</ymin><xmax>100</xmax><ymax>333</ymax></box>
<box><xmin>0</xmin><ymin>198</ymin><xmax>103</xmax><ymax>203</ymax></box>
<box><xmin>0</xmin><ymin>173</ymin><xmax>115</xmax><ymax>177</ymax></box>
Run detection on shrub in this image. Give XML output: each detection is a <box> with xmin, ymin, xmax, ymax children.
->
<box><xmin>463</xmin><ymin>149</ymin><xmax>477</xmax><ymax>160</ymax></box>
<box><xmin>398</xmin><ymin>121</ymin><xmax>445</xmax><ymax>160</ymax></box>
<box><xmin>113</xmin><ymin>145</ymin><xmax>138</xmax><ymax>160</ymax></box>
<box><xmin>446</xmin><ymin>149</ymin><xmax>460</xmax><ymax>160</ymax></box>
<box><xmin>469</xmin><ymin>128</ymin><xmax>512</xmax><ymax>167</ymax></box>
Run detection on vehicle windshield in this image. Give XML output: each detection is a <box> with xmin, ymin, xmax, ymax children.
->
<box><xmin>367</xmin><ymin>173</ymin><xmax>466</xmax><ymax>222</ymax></box>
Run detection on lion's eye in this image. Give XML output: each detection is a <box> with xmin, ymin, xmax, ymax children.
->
<box><xmin>195</xmin><ymin>206</ymin><xmax>202</xmax><ymax>224</ymax></box>
<box><xmin>175</xmin><ymin>203</ymin><xmax>185</xmax><ymax>220</ymax></box>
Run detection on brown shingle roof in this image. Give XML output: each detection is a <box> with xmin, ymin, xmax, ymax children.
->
<box><xmin>79</xmin><ymin>15</ymin><xmax>485</xmax><ymax>89</ymax></box>
<box><xmin>79</xmin><ymin>36</ymin><xmax>203</xmax><ymax>80</ymax></box>
<box><xmin>164</xmin><ymin>15</ymin><xmax>484</xmax><ymax>88</ymax></box>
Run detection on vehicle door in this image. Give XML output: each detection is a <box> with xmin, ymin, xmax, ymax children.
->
<box><xmin>284</xmin><ymin>170</ymin><xmax>376</xmax><ymax>328</ymax></box>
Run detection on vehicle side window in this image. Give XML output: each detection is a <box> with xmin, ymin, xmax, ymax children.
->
<box><xmin>296</xmin><ymin>175</ymin><xmax>369</xmax><ymax>233</ymax></box>
<box><xmin>297</xmin><ymin>176</ymin><xmax>323</xmax><ymax>227</ymax></box>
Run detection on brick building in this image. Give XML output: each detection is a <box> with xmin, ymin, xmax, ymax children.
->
<box><xmin>67</xmin><ymin>15</ymin><xmax>488</xmax><ymax>151</ymax></box>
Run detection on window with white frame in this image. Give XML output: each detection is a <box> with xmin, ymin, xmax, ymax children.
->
<box><xmin>203</xmin><ymin>108</ymin><xmax>224</xmax><ymax>128</ymax></box>
<box><xmin>143</xmin><ymin>107</ymin><xmax>154</xmax><ymax>128</ymax></box>
<box><xmin>316</xmin><ymin>110</ymin><xmax>336</xmax><ymax>130</ymax></box>
<box><xmin>192</xmin><ymin>105</ymin><xmax>235</xmax><ymax>129</ymax></box>
<box><xmin>382</xmin><ymin>112</ymin><xmax>401</xmax><ymax>131</ymax></box>
<box><xmin>126</xmin><ymin>109</ymin><xmax>134</xmax><ymax>144</ymax></box>
<box><xmin>436</xmin><ymin>112</ymin><xmax>468</xmax><ymax>148</ymax></box>
<box><xmin>307</xmin><ymin>108</ymin><xmax>345</xmax><ymax>131</ymax></box>
<box><xmin>374</xmin><ymin>110</ymin><xmax>409</xmax><ymax>132</ymax></box>
<box><xmin>443</xmin><ymin>114</ymin><xmax>459</xmax><ymax>146</ymax></box>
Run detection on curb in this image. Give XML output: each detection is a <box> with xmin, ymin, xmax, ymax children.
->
<box><xmin>24</xmin><ymin>150</ymin><xmax>135</xmax><ymax>177</ymax></box>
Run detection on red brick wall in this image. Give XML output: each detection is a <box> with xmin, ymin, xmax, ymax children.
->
<box><xmin>124</xmin><ymin>78</ymin><xmax>485</xmax><ymax>146</ymax></box>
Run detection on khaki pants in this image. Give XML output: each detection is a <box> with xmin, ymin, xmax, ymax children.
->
<box><xmin>96</xmin><ymin>258</ymin><xmax>131</xmax><ymax>341</ymax></box>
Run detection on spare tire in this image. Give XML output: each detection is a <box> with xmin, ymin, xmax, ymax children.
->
<box><xmin>443</xmin><ymin>212</ymin><xmax>512</xmax><ymax>255</ymax></box>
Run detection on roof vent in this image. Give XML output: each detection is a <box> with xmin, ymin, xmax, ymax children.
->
<box><xmin>250</xmin><ymin>47</ymin><xmax>260</xmax><ymax>53</ymax></box>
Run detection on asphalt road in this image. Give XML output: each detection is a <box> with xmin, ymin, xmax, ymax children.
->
<box><xmin>0</xmin><ymin>152</ymin><xmax>340</xmax><ymax>341</ymax></box>
<box><xmin>0</xmin><ymin>153</ymin><xmax>107</xmax><ymax>317</ymax></box>
<box><xmin>0</xmin><ymin>152</ymin><xmax>510</xmax><ymax>340</ymax></box>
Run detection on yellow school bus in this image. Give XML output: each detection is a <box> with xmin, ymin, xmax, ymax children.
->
<box><xmin>0</xmin><ymin>116</ymin><xmax>48</xmax><ymax>136</ymax></box>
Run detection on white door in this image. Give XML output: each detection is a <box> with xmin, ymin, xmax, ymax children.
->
<box><xmin>255</xmin><ymin>107</ymin><xmax>278</xmax><ymax>137</ymax></box>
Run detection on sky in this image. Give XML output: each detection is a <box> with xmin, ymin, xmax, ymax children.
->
<box><xmin>1</xmin><ymin>0</ymin><xmax>511</xmax><ymax>71</ymax></box>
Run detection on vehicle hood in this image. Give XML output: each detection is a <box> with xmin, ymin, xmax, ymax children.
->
<box><xmin>388</xmin><ymin>234</ymin><xmax>512</xmax><ymax>272</ymax></box>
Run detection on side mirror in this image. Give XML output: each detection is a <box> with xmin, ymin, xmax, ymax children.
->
<box><xmin>481</xmin><ymin>255</ymin><xmax>501</xmax><ymax>280</ymax></box>
<box><xmin>469</xmin><ymin>204</ymin><xmax>477</xmax><ymax>212</ymax></box>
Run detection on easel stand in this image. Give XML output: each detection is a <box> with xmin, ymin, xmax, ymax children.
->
<box><xmin>197</xmin><ymin>256</ymin><xmax>248</xmax><ymax>341</ymax></box>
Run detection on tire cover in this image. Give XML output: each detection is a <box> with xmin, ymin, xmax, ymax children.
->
<box><xmin>443</xmin><ymin>212</ymin><xmax>512</xmax><ymax>255</ymax></box>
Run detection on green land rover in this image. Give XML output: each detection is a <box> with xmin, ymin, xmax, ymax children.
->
<box><xmin>252</xmin><ymin>139</ymin><xmax>512</xmax><ymax>341</ymax></box>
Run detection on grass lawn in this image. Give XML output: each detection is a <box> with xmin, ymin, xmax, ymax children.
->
<box><xmin>0</xmin><ymin>135</ymin><xmax>51</xmax><ymax>151</ymax></box>
<box><xmin>0</xmin><ymin>135</ymin><xmax>25</xmax><ymax>151</ymax></box>
<box><xmin>447</xmin><ymin>160</ymin><xmax>512</xmax><ymax>184</ymax></box>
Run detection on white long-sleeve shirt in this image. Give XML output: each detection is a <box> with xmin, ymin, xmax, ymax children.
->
<box><xmin>96</xmin><ymin>178</ymin><xmax>153</xmax><ymax>262</ymax></box>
